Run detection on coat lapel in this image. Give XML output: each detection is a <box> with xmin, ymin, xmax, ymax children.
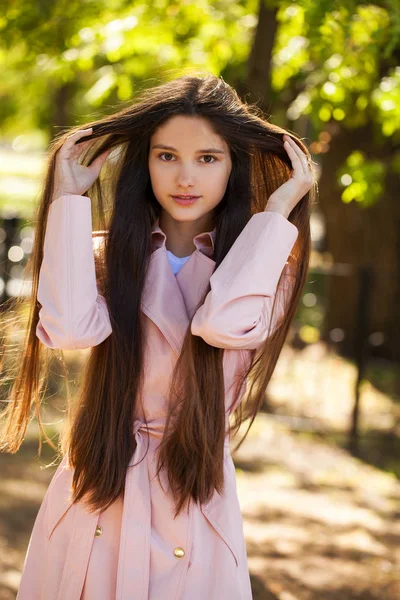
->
<box><xmin>140</xmin><ymin>218</ymin><xmax>216</xmax><ymax>355</ymax></box>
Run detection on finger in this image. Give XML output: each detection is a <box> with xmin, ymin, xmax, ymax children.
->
<box><xmin>63</xmin><ymin>128</ymin><xmax>93</xmax><ymax>150</ymax></box>
<box><xmin>71</xmin><ymin>138</ymin><xmax>94</xmax><ymax>157</ymax></box>
<box><xmin>68</xmin><ymin>127</ymin><xmax>93</xmax><ymax>138</ymax></box>
<box><xmin>283</xmin><ymin>135</ymin><xmax>308</xmax><ymax>170</ymax></box>
<box><xmin>285</xmin><ymin>137</ymin><xmax>309</xmax><ymax>174</ymax></box>
<box><xmin>62</xmin><ymin>132</ymin><xmax>95</xmax><ymax>159</ymax></box>
<box><xmin>283</xmin><ymin>139</ymin><xmax>304</xmax><ymax>173</ymax></box>
<box><xmin>89</xmin><ymin>148</ymin><xmax>112</xmax><ymax>174</ymax></box>
<box><xmin>292</xmin><ymin>141</ymin><xmax>312</xmax><ymax>176</ymax></box>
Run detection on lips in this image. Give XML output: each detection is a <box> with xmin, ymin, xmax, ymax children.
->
<box><xmin>171</xmin><ymin>195</ymin><xmax>201</xmax><ymax>205</ymax></box>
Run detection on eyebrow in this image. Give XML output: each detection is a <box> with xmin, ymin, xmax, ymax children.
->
<box><xmin>151</xmin><ymin>144</ymin><xmax>225</xmax><ymax>154</ymax></box>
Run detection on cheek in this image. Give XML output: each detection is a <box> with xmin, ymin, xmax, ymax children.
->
<box><xmin>149</xmin><ymin>162</ymin><xmax>167</xmax><ymax>186</ymax></box>
<box><xmin>218</xmin><ymin>164</ymin><xmax>231</xmax><ymax>188</ymax></box>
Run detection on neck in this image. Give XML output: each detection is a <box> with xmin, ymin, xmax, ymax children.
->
<box><xmin>159</xmin><ymin>210</ymin><xmax>214</xmax><ymax>257</ymax></box>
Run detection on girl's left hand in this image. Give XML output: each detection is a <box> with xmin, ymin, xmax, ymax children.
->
<box><xmin>265</xmin><ymin>134</ymin><xmax>315</xmax><ymax>218</ymax></box>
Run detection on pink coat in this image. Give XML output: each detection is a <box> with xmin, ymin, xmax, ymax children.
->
<box><xmin>17</xmin><ymin>194</ymin><xmax>299</xmax><ymax>600</ymax></box>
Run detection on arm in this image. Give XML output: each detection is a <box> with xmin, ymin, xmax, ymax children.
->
<box><xmin>36</xmin><ymin>194</ymin><xmax>112</xmax><ymax>350</ymax></box>
<box><xmin>190</xmin><ymin>211</ymin><xmax>299</xmax><ymax>350</ymax></box>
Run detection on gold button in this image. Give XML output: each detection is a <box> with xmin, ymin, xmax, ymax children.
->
<box><xmin>174</xmin><ymin>547</ymin><xmax>185</xmax><ymax>559</ymax></box>
<box><xmin>95</xmin><ymin>526</ymin><xmax>103</xmax><ymax>537</ymax></box>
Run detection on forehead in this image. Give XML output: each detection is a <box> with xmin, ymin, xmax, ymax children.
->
<box><xmin>151</xmin><ymin>115</ymin><xmax>227</xmax><ymax>148</ymax></box>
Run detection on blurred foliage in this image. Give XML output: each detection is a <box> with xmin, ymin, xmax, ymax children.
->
<box><xmin>338</xmin><ymin>150</ymin><xmax>386</xmax><ymax>206</ymax></box>
<box><xmin>0</xmin><ymin>0</ymin><xmax>399</xmax><ymax>217</ymax></box>
<box><xmin>0</xmin><ymin>0</ymin><xmax>259</xmax><ymax>134</ymax></box>
<box><xmin>274</xmin><ymin>2</ymin><xmax>400</xmax><ymax>133</ymax></box>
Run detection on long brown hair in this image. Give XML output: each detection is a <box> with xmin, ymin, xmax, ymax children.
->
<box><xmin>0</xmin><ymin>72</ymin><xmax>315</xmax><ymax>518</ymax></box>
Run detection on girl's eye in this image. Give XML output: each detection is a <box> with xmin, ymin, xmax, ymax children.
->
<box><xmin>158</xmin><ymin>152</ymin><xmax>174</xmax><ymax>161</ymax></box>
<box><xmin>201</xmin><ymin>155</ymin><xmax>217</xmax><ymax>164</ymax></box>
<box><xmin>158</xmin><ymin>153</ymin><xmax>217</xmax><ymax>164</ymax></box>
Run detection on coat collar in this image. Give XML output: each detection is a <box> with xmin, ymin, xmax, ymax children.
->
<box><xmin>150</xmin><ymin>216</ymin><xmax>216</xmax><ymax>258</ymax></box>
<box><xmin>140</xmin><ymin>217</ymin><xmax>217</xmax><ymax>355</ymax></box>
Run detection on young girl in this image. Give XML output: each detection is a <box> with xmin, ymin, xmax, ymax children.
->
<box><xmin>2</xmin><ymin>73</ymin><xmax>315</xmax><ymax>599</ymax></box>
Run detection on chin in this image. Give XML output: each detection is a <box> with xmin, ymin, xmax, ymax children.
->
<box><xmin>170</xmin><ymin>211</ymin><xmax>202</xmax><ymax>223</ymax></box>
<box><xmin>166</xmin><ymin>202</ymin><xmax>205</xmax><ymax>219</ymax></box>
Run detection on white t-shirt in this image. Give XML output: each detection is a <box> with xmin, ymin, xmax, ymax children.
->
<box><xmin>167</xmin><ymin>250</ymin><xmax>191</xmax><ymax>275</ymax></box>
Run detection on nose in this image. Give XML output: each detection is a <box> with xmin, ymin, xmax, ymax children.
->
<box><xmin>175</xmin><ymin>164</ymin><xmax>195</xmax><ymax>189</ymax></box>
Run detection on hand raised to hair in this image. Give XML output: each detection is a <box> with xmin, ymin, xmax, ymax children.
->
<box><xmin>264</xmin><ymin>134</ymin><xmax>315</xmax><ymax>219</ymax></box>
<box><xmin>52</xmin><ymin>128</ymin><xmax>112</xmax><ymax>202</ymax></box>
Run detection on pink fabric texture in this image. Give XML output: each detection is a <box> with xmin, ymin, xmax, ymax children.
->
<box><xmin>17</xmin><ymin>194</ymin><xmax>299</xmax><ymax>600</ymax></box>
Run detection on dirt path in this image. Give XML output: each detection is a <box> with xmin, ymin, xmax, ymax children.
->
<box><xmin>0</xmin><ymin>436</ymin><xmax>57</xmax><ymax>599</ymax></box>
<box><xmin>234</xmin><ymin>414</ymin><xmax>400</xmax><ymax>599</ymax></box>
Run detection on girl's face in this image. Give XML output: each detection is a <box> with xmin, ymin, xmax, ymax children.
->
<box><xmin>148</xmin><ymin>115</ymin><xmax>232</xmax><ymax>224</ymax></box>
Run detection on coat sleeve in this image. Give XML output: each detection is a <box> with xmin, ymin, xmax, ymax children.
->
<box><xmin>36</xmin><ymin>194</ymin><xmax>113</xmax><ymax>350</ymax></box>
<box><xmin>190</xmin><ymin>211</ymin><xmax>299</xmax><ymax>350</ymax></box>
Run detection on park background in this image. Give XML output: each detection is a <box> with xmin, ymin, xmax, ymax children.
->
<box><xmin>0</xmin><ymin>0</ymin><xmax>400</xmax><ymax>598</ymax></box>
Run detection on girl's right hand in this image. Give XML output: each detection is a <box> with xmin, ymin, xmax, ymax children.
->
<box><xmin>52</xmin><ymin>128</ymin><xmax>112</xmax><ymax>201</ymax></box>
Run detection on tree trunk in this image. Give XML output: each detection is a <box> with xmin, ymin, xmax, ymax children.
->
<box><xmin>318</xmin><ymin>122</ymin><xmax>400</xmax><ymax>363</ymax></box>
<box><xmin>238</xmin><ymin>0</ymin><xmax>400</xmax><ymax>365</ymax></box>
<box><xmin>241</xmin><ymin>0</ymin><xmax>278</xmax><ymax>111</ymax></box>
<box><xmin>49</xmin><ymin>81</ymin><xmax>77</xmax><ymax>139</ymax></box>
